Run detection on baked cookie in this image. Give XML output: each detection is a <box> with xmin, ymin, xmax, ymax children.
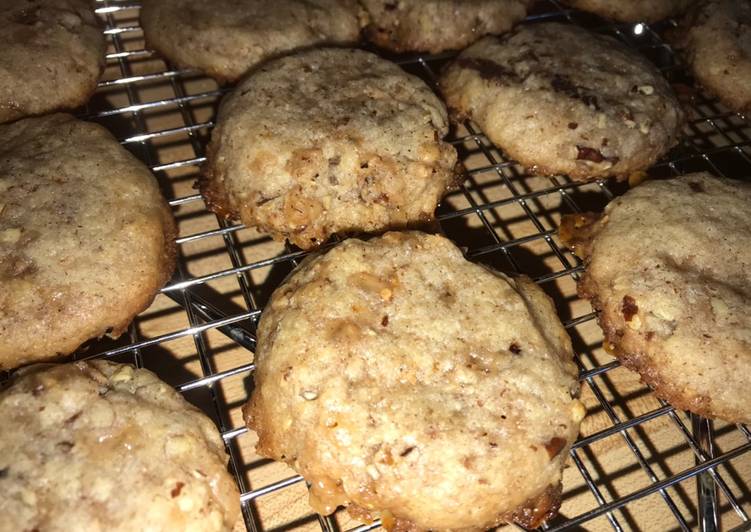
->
<box><xmin>244</xmin><ymin>231</ymin><xmax>585</xmax><ymax>530</ymax></box>
<box><xmin>0</xmin><ymin>360</ymin><xmax>240</xmax><ymax>531</ymax></box>
<box><xmin>560</xmin><ymin>173</ymin><xmax>751</xmax><ymax>424</ymax></box>
<box><xmin>440</xmin><ymin>23</ymin><xmax>684</xmax><ymax>181</ymax></box>
<box><xmin>670</xmin><ymin>0</ymin><xmax>751</xmax><ymax>115</ymax></box>
<box><xmin>360</xmin><ymin>0</ymin><xmax>531</xmax><ymax>53</ymax></box>
<box><xmin>0</xmin><ymin>114</ymin><xmax>176</xmax><ymax>370</ymax></box>
<box><xmin>202</xmin><ymin>48</ymin><xmax>458</xmax><ymax>250</ymax></box>
<box><xmin>0</xmin><ymin>0</ymin><xmax>105</xmax><ymax>123</ymax></box>
<box><xmin>563</xmin><ymin>0</ymin><xmax>692</xmax><ymax>23</ymax></box>
<box><xmin>140</xmin><ymin>0</ymin><xmax>361</xmax><ymax>83</ymax></box>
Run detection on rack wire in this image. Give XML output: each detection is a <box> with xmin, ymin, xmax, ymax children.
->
<box><xmin>9</xmin><ymin>1</ymin><xmax>750</xmax><ymax>530</ymax></box>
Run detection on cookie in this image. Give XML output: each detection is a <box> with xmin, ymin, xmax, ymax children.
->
<box><xmin>360</xmin><ymin>0</ymin><xmax>531</xmax><ymax>53</ymax></box>
<box><xmin>202</xmin><ymin>48</ymin><xmax>458</xmax><ymax>250</ymax></box>
<box><xmin>0</xmin><ymin>360</ymin><xmax>240</xmax><ymax>531</ymax></box>
<box><xmin>440</xmin><ymin>23</ymin><xmax>684</xmax><ymax>181</ymax></box>
<box><xmin>670</xmin><ymin>0</ymin><xmax>751</xmax><ymax>115</ymax></box>
<box><xmin>560</xmin><ymin>173</ymin><xmax>751</xmax><ymax>424</ymax></box>
<box><xmin>0</xmin><ymin>0</ymin><xmax>105</xmax><ymax>123</ymax></box>
<box><xmin>563</xmin><ymin>0</ymin><xmax>692</xmax><ymax>23</ymax></box>
<box><xmin>243</xmin><ymin>231</ymin><xmax>585</xmax><ymax>531</ymax></box>
<box><xmin>140</xmin><ymin>0</ymin><xmax>361</xmax><ymax>83</ymax></box>
<box><xmin>0</xmin><ymin>114</ymin><xmax>176</xmax><ymax>370</ymax></box>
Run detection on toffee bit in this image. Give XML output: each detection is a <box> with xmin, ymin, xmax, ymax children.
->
<box><xmin>628</xmin><ymin>170</ymin><xmax>648</xmax><ymax>188</ymax></box>
<box><xmin>544</xmin><ymin>437</ymin><xmax>567</xmax><ymax>459</ymax></box>
<box><xmin>559</xmin><ymin>212</ymin><xmax>602</xmax><ymax>254</ymax></box>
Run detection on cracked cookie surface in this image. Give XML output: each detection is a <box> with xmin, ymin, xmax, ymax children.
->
<box><xmin>244</xmin><ymin>231</ymin><xmax>584</xmax><ymax>531</ymax></box>
<box><xmin>561</xmin><ymin>173</ymin><xmax>751</xmax><ymax>423</ymax></box>
<box><xmin>360</xmin><ymin>0</ymin><xmax>532</xmax><ymax>53</ymax></box>
<box><xmin>0</xmin><ymin>360</ymin><xmax>240</xmax><ymax>531</ymax></box>
<box><xmin>140</xmin><ymin>0</ymin><xmax>360</xmax><ymax>83</ymax></box>
<box><xmin>440</xmin><ymin>23</ymin><xmax>683</xmax><ymax>181</ymax></box>
<box><xmin>0</xmin><ymin>114</ymin><xmax>176</xmax><ymax>370</ymax></box>
<box><xmin>202</xmin><ymin>48</ymin><xmax>458</xmax><ymax>249</ymax></box>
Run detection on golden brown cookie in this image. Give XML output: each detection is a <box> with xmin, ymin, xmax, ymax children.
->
<box><xmin>0</xmin><ymin>0</ymin><xmax>105</xmax><ymax>123</ymax></box>
<box><xmin>560</xmin><ymin>173</ymin><xmax>751</xmax><ymax>423</ymax></box>
<box><xmin>0</xmin><ymin>114</ymin><xmax>176</xmax><ymax>370</ymax></box>
<box><xmin>440</xmin><ymin>23</ymin><xmax>684</xmax><ymax>181</ymax></box>
<box><xmin>670</xmin><ymin>0</ymin><xmax>751</xmax><ymax>115</ymax></box>
<box><xmin>563</xmin><ymin>0</ymin><xmax>693</xmax><ymax>23</ymax></box>
<box><xmin>202</xmin><ymin>48</ymin><xmax>458</xmax><ymax>249</ymax></box>
<box><xmin>360</xmin><ymin>0</ymin><xmax>532</xmax><ymax>53</ymax></box>
<box><xmin>244</xmin><ymin>231</ymin><xmax>585</xmax><ymax>531</ymax></box>
<box><xmin>140</xmin><ymin>0</ymin><xmax>361</xmax><ymax>83</ymax></box>
<box><xmin>0</xmin><ymin>360</ymin><xmax>240</xmax><ymax>531</ymax></box>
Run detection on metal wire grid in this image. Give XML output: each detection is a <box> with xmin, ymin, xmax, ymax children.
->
<box><xmin>7</xmin><ymin>0</ymin><xmax>746</xmax><ymax>530</ymax></box>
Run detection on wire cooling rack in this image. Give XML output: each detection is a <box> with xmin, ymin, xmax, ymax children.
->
<box><xmin>9</xmin><ymin>1</ymin><xmax>749</xmax><ymax>530</ymax></box>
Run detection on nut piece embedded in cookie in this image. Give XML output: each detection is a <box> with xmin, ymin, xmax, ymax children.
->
<box><xmin>202</xmin><ymin>48</ymin><xmax>459</xmax><ymax>249</ymax></box>
<box><xmin>0</xmin><ymin>360</ymin><xmax>240</xmax><ymax>531</ymax></box>
<box><xmin>243</xmin><ymin>231</ymin><xmax>584</xmax><ymax>530</ymax></box>
<box><xmin>669</xmin><ymin>0</ymin><xmax>751</xmax><ymax>115</ymax></box>
<box><xmin>440</xmin><ymin>23</ymin><xmax>684</xmax><ymax>182</ymax></box>
<box><xmin>560</xmin><ymin>173</ymin><xmax>751</xmax><ymax>423</ymax></box>
<box><xmin>360</xmin><ymin>0</ymin><xmax>532</xmax><ymax>53</ymax></box>
<box><xmin>140</xmin><ymin>0</ymin><xmax>360</xmax><ymax>83</ymax></box>
<box><xmin>562</xmin><ymin>0</ymin><xmax>692</xmax><ymax>23</ymax></box>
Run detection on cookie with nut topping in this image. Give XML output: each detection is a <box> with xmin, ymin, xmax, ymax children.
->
<box><xmin>0</xmin><ymin>360</ymin><xmax>240</xmax><ymax>531</ymax></box>
<box><xmin>0</xmin><ymin>114</ymin><xmax>176</xmax><ymax>370</ymax></box>
<box><xmin>140</xmin><ymin>0</ymin><xmax>360</xmax><ymax>83</ymax></box>
<box><xmin>440</xmin><ymin>23</ymin><xmax>684</xmax><ymax>181</ymax></box>
<box><xmin>560</xmin><ymin>173</ymin><xmax>751</xmax><ymax>423</ymax></box>
<box><xmin>562</xmin><ymin>0</ymin><xmax>692</xmax><ymax>23</ymax></box>
<box><xmin>0</xmin><ymin>0</ymin><xmax>105</xmax><ymax>123</ymax></box>
<box><xmin>244</xmin><ymin>231</ymin><xmax>585</xmax><ymax>531</ymax></box>
<box><xmin>670</xmin><ymin>0</ymin><xmax>751</xmax><ymax>115</ymax></box>
<box><xmin>360</xmin><ymin>0</ymin><xmax>532</xmax><ymax>53</ymax></box>
<box><xmin>202</xmin><ymin>48</ymin><xmax>458</xmax><ymax>249</ymax></box>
